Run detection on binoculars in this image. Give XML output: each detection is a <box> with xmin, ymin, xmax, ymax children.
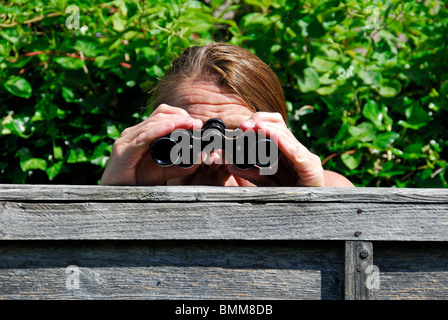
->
<box><xmin>150</xmin><ymin>118</ymin><xmax>278</xmax><ymax>171</ymax></box>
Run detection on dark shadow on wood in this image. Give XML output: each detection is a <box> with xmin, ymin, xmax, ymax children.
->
<box><xmin>371</xmin><ymin>242</ymin><xmax>448</xmax><ymax>300</ymax></box>
<box><xmin>0</xmin><ymin>240</ymin><xmax>344</xmax><ymax>299</ymax></box>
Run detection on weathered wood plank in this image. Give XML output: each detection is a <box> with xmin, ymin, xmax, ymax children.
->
<box><xmin>1</xmin><ymin>201</ymin><xmax>447</xmax><ymax>241</ymax></box>
<box><xmin>0</xmin><ymin>241</ymin><xmax>344</xmax><ymax>300</ymax></box>
<box><xmin>1</xmin><ymin>185</ymin><xmax>447</xmax><ymax>300</ymax></box>
<box><xmin>344</xmin><ymin>241</ymin><xmax>375</xmax><ymax>300</ymax></box>
<box><xmin>1</xmin><ymin>184</ymin><xmax>447</xmax><ymax>203</ymax></box>
<box><xmin>372</xmin><ymin>242</ymin><xmax>448</xmax><ymax>300</ymax></box>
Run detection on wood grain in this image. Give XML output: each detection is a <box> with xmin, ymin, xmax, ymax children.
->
<box><xmin>344</xmin><ymin>241</ymin><xmax>374</xmax><ymax>300</ymax></box>
<box><xmin>1</xmin><ymin>184</ymin><xmax>447</xmax><ymax>300</ymax></box>
<box><xmin>0</xmin><ymin>241</ymin><xmax>344</xmax><ymax>300</ymax></box>
<box><xmin>372</xmin><ymin>242</ymin><xmax>448</xmax><ymax>300</ymax></box>
<box><xmin>1</xmin><ymin>184</ymin><xmax>447</xmax><ymax>203</ymax></box>
<box><xmin>1</xmin><ymin>201</ymin><xmax>447</xmax><ymax>241</ymax></box>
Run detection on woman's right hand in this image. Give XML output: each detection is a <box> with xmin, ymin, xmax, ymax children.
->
<box><xmin>100</xmin><ymin>104</ymin><xmax>203</xmax><ymax>186</ymax></box>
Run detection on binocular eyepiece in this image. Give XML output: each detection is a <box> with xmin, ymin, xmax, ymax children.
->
<box><xmin>149</xmin><ymin>118</ymin><xmax>278</xmax><ymax>171</ymax></box>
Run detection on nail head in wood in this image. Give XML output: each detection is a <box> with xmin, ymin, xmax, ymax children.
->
<box><xmin>359</xmin><ymin>249</ymin><xmax>369</xmax><ymax>259</ymax></box>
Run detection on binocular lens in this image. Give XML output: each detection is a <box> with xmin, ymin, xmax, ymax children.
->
<box><xmin>150</xmin><ymin>137</ymin><xmax>180</xmax><ymax>167</ymax></box>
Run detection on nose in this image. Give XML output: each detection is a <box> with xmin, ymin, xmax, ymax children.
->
<box><xmin>201</xmin><ymin>149</ymin><xmax>228</xmax><ymax>170</ymax></box>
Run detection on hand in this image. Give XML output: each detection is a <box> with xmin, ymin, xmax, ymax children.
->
<box><xmin>100</xmin><ymin>104</ymin><xmax>203</xmax><ymax>186</ymax></box>
<box><xmin>230</xmin><ymin>112</ymin><xmax>325</xmax><ymax>187</ymax></box>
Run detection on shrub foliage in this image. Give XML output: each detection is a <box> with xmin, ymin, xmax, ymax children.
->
<box><xmin>1</xmin><ymin>0</ymin><xmax>447</xmax><ymax>187</ymax></box>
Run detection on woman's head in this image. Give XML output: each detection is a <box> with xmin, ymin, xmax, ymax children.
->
<box><xmin>150</xmin><ymin>42</ymin><xmax>287</xmax><ymax>122</ymax></box>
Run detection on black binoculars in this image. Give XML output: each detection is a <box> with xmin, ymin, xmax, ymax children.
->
<box><xmin>149</xmin><ymin>118</ymin><xmax>278</xmax><ymax>171</ymax></box>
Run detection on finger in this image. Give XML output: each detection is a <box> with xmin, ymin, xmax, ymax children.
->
<box><xmin>120</xmin><ymin>104</ymin><xmax>190</xmax><ymax>136</ymax></box>
<box><xmin>253</xmin><ymin>121</ymin><xmax>324</xmax><ymax>186</ymax></box>
<box><xmin>135</xmin><ymin>152</ymin><xmax>201</xmax><ymax>185</ymax></box>
<box><xmin>151</xmin><ymin>103</ymin><xmax>191</xmax><ymax>116</ymax></box>
<box><xmin>201</xmin><ymin>149</ymin><xmax>228</xmax><ymax>170</ymax></box>
<box><xmin>121</xmin><ymin>116</ymin><xmax>202</xmax><ymax>145</ymax></box>
<box><xmin>239</xmin><ymin>112</ymin><xmax>286</xmax><ymax>131</ymax></box>
<box><xmin>121</xmin><ymin>103</ymin><xmax>202</xmax><ymax>140</ymax></box>
<box><xmin>228</xmin><ymin>165</ymin><xmax>277</xmax><ymax>186</ymax></box>
<box><xmin>112</xmin><ymin>117</ymin><xmax>203</xmax><ymax>173</ymax></box>
<box><xmin>257</xmin><ymin>122</ymin><xmax>313</xmax><ymax>168</ymax></box>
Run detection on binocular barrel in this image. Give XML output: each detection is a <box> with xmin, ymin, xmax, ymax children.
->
<box><xmin>149</xmin><ymin>136</ymin><xmax>182</xmax><ymax>167</ymax></box>
<box><xmin>149</xmin><ymin>118</ymin><xmax>277</xmax><ymax>169</ymax></box>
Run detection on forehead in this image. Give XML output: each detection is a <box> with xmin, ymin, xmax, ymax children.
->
<box><xmin>170</xmin><ymin>79</ymin><xmax>254</xmax><ymax>129</ymax></box>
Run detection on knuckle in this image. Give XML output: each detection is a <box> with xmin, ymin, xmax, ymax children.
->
<box><xmin>112</xmin><ymin>138</ymin><xmax>126</xmax><ymax>155</ymax></box>
<box><xmin>312</xmin><ymin>153</ymin><xmax>323</xmax><ymax>165</ymax></box>
<box><xmin>149</xmin><ymin>112</ymin><xmax>163</xmax><ymax>121</ymax></box>
<box><xmin>154</xmin><ymin>104</ymin><xmax>188</xmax><ymax>115</ymax></box>
<box><xmin>272</xmin><ymin>112</ymin><xmax>286</xmax><ymax>123</ymax></box>
<box><xmin>143</xmin><ymin>122</ymin><xmax>156</xmax><ymax>133</ymax></box>
<box><xmin>152</xmin><ymin>103</ymin><xmax>168</xmax><ymax>112</ymax></box>
<box><xmin>252</xmin><ymin>111</ymin><xmax>284</xmax><ymax>123</ymax></box>
<box><xmin>120</xmin><ymin>127</ymin><xmax>132</xmax><ymax>137</ymax></box>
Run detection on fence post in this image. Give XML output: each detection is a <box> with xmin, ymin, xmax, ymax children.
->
<box><xmin>344</xmin><ymin>240</ymin><xmax>375</xmax><ymax>300</ymax></box>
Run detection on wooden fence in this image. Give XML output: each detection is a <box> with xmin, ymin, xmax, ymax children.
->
<box><xmin>0</xmin><ymin>184</ymin><xmax>447</xmax><ymax>300</ymax></box>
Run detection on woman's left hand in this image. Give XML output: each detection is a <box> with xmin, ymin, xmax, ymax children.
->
<box><xmin>229</xmin><ymin>112</ymin><xmax>325</xmax><ymax>187</ymax></box>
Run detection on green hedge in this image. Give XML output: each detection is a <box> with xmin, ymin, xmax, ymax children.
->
<box><xmin>1</xmin><ymin>0</ymin><xmax>447</xmax><ymax>187</ymax></box>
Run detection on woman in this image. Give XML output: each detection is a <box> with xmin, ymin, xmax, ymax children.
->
<box><xmin>101</xmin><ymin>43</ymin><xmax>354</xmax><ymax>187</ymax></box>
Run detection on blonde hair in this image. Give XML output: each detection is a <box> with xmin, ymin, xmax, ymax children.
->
<box><xmin>150</xmin><ymin>43</ymin><xmax>287</xmax><ymax>121</ymax></box>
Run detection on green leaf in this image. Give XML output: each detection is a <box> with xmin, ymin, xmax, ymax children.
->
<box><xmin>111</xmin><ymin>12</ymin><xmax>128</xmax><ymax>32</ymax></box>
<box><xmin>90</xmin><ymin>142</ymin><xmax>111</xmax><ymax>167</ymax></box>
<box><xmin>46</xmin><ymin>161</ymin><xmax>63</xmax><ymax>180</ymax></box>
<box><xmin>362</xmin><ymin>100</ymin><xmax>382</xmax><ymax>129</ymax></box>
<box><xmin>20</xmin><ymin>158</ymin><xmax>47</xmax><ymax>171</ymax></box>
<box><xmin>243</xmin><ymin>0</ymin><xmax>271</xmax><ymax>11</ymax></box>
<box><xmin>373</xmin><ymin>131</ymin><xmax>400</xmax><ymax>149</ymax></box>
<box><xmin>348</xmin><ymin>122</ymin><xmax>375</xmax><ymax>143</ymax></box>
<box><xmin>54</xmin><ymin>57</ymin><xmax>85</xmax><ymax>70</ymax></box>
<box><xmin>341</xmin><ymin>152</ymin><xmax>362</xmax><ymax>170</ymax></box>
<box><xmin>378</xmin><ymin>80</ymin><xmax>401</xmax><ymax>97</ymax></box>
<box><xmin>311</xmin><ymin>56</ymin><xmax>335</xmax><ymax>73</ymax></box>
<box><xmin>297</xmin><ymin>67</ymin><xmax>320</xmax><ymax>93</ymax></box>
<box><xmin>146</xmin><ymin>65</ymin><xmax>164</xmax><ymax>78</ymax></box>
<box><xmin>62</xmin><ymin>86</ymin><xmax>76</xmax><ymax>103</ymax></box>
<box><xmin>316</xmin><ymin>84</ymin><xmax>337</xmax><ymax>95</ymax></box>
<box><xmin>94</xmin><ymin>54</ymin><xmax>122</xmax><ymax>69</ymax></box>
<box><xmin>73</xmin><ymin>37</ymin><xmax>101</xmax><ymax>57</ymax></box>
<box><xmin>0</xmin><ymin>29</ymin><xmax>19</xmax><ymax>43</ymax></box>
<box><xmin>3</xmin><ymin>76</ymin><xmax>32</xmax><ymax>99</ymax></box>
<box><xmin>34</xmin><ymin>98</ymin><xmax>59</xmax><ymax>121</ymax></box>
<box><xmin>67</xmin><ymin>148</ymin><xmax>88</xmax><ymax>163</ymax></box>
<box><xmin>0</xmin><ymin>5</ymin><xmax>21</xmax><ymax>14</ymax></box>
<box><xmin>107</xmin><ymin>124</ymin><xmax>121</xmax><ymax>140</ymax></box>
<box><xmin>399</xmin><ymin>142</ymin><xmax>424</xmax><ymax>159</ymax></box>
<box><xmin>53</xmin><ymin>144</ymin><xmax>64</xmax><ymax>160</ymax></box>
<box><xmin>358</xmin><ymin>70</ymin><xmax>382</xmax><ymax>85</ymax></box>
<box><xmin>1</xmin><ymin>115</ymin><xmax>31</xmax><ymax>138</ymax></box>
<box><xmin>377</xmin><ymin>161</ymin><xmax>407</xmax><ymax>178</ymax></box>
<box><xmin>362</xmin><ymin>101</ymin><xmax>392</xmax><ymax>131</ymax></box>
<box><xmin>398</xmin><ymin>104</ymin><xmax>433</xmax><ymax>130</ymax></box>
